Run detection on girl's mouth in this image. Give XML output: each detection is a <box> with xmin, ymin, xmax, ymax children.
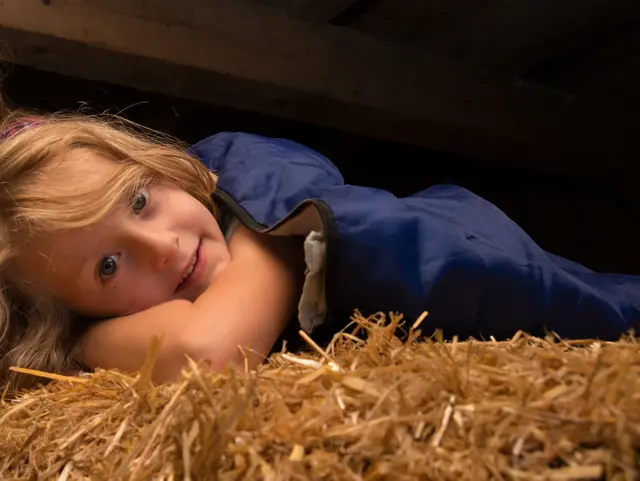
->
<box><xmin>176</xmin><ymin>240</ymin><xmax>203</xmax><ymax>293</ymax></box>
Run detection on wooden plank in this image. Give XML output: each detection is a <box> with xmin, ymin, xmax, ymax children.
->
<box><xmin>425</xmin><ymin>0</ymin><xmax>640</xmax><ymax>74</ymax></box>
<box><xmin>290</xmin><ymin>0</ymin><xmax>361</xmax><ymax>23</ymax></box>
<box><xmin>251</xmin><ymin>0</ymin><xmax>361</xmax><ymax>23</ymax></box>
<box><xmin>346</xmin><ymin>0</ymin><xmax>497</xmax><ymax>48</ymax></box>
<box><xmin>348</xmin><ymin>0</ymin><xmax>639</xmax><ymax>75</ymax></box>
<box><xmin>0</xmin><ymin>0</ymin><xmax>637</xmax><ymax>173</ymax></box>
<box><xmin>525</xmin><ymin>30</ymin><xmax>640</xmax><ymax>112</ymax></box>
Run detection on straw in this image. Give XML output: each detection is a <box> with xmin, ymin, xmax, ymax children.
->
<box><xmin>1</xmin><ymin>311</ymin><xmax>638</xmax><ymax>480</ymax></box>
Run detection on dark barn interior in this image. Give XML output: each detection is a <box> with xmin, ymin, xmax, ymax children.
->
<box><xmin>1</xmin><ymin>0</ymin><xmax>639</xmax><ymax>274</ymax></box>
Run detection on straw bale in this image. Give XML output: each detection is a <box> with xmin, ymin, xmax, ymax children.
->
<box><xmin>1</xmin><ymin>312</ymin><xmax>639</xmax><ymax>480</ymax></box>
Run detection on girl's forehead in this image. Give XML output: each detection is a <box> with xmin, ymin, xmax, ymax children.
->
<box><xmin>50</xmin><ymin>148</ymin><xmax>115</xmax><ymax>179</ymax></box>
<box><xmin>40</xmin><ymin>148</ymin><xmax>120</xmax><ymax>198</ymax></box>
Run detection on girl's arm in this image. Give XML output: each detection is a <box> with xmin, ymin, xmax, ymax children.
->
<box><xmin>78</xmin><ymin>226</ymin><xmax>305</xmax><ymax>382</ymax></box>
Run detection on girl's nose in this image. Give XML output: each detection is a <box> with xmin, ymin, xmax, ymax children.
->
<box><xmin>134</xmin><ymin>228</ymin><xmax>180</xmax><ymax>269</ymax></box>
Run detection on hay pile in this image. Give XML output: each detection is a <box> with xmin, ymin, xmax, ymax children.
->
<box><xmin>1</xmin><ymin>312</ymin><xmax>639</xmax><ymax>480</ymax></box>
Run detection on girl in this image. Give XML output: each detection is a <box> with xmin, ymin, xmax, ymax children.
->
<box><xmin>1</xmin><ymin>101</ymin><xmax>638</xmax><ymax>392</ymax></box>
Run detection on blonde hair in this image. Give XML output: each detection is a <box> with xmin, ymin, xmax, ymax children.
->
<box><xmin>0</xmin><ymin>101</ymin><xmax>218</xmax><ymax>393</ymax></box>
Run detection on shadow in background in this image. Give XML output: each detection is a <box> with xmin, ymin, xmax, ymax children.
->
<box><xmin>4</xmin><ymin>65</ymin><xmax>639</xmax><ymax>274</ymax></box>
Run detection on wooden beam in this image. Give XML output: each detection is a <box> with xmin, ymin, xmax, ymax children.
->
<box><xmin>289</xmin><ymin>0</ymin><xmax>361</xmax><ymax>23</ymax></box>
<box><xmin>525</xmin><ymin>30</ymin><xmax>640</xmax><ymax>111</ymax></box>
<box><xmin>251</xmin><ymin>0</ymin><xmax>360</xmax><ymax>23</ymax></box>
<box><xmin>0</xmin><ymin>0</ymin><xmax>637</xmax><ymax>173</ymax></box>
<box><xmin>427</xmin><ymin>0</ymin><xmax>640</xmax><ymax>74</ymax></box>
<box><xmin>344</xmin><ymin>0</ymin><xmax>496</xmax><ymax>48</ymax></box>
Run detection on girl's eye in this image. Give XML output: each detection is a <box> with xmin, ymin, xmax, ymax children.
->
<box><xmin>131</xmin><ymin>189</ymin><xmax>149</xmax><ymax>215</ymax></box>
<box><xmin>98</xmin><ymin>254</ymin><xmax>120</xmax><ymax>279</ymax></box>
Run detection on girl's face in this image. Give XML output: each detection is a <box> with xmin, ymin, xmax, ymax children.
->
<box><xmin>13</xmin><ymin>149</ymin><xmax>231</xmax><ymax>319</ymax></box>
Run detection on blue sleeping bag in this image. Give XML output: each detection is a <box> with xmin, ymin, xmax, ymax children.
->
<box><xmin>191</xmin><ymin>132</ymin><xmax>640</xmax><ymax>342</ymax></box>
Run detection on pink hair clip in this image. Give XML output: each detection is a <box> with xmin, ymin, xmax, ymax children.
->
<box><xmin>0</xmin><ymin>119</ymin><xmax>43</xmax><ymax>142</ymax></box>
